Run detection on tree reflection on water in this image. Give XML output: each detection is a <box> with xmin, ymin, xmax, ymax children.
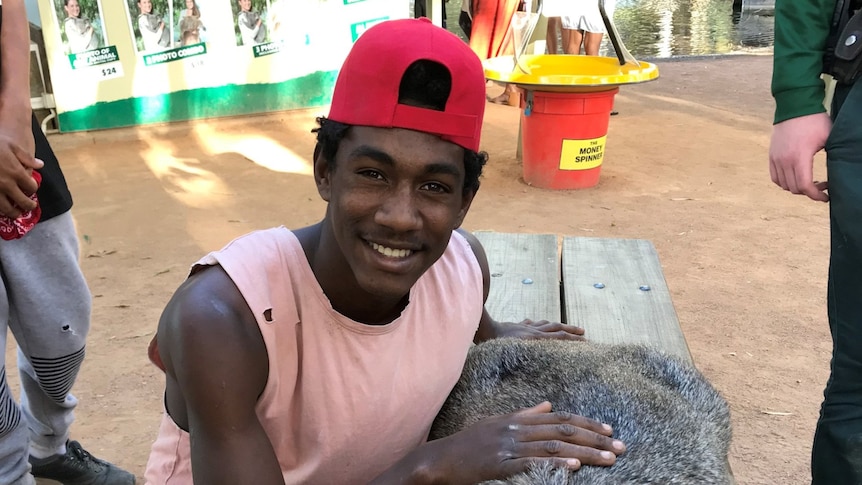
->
<box><xmin>440</xmin><ymin>0</ymin><xmax>774</xmax><ymax>58</ymax></box>
<box><xmin>609</xmin><ymin>0</ymin><xmax>774</xmax><ymax>57</ymax></box>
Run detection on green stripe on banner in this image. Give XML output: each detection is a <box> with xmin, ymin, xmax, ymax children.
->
<box><xmin>56</xmin><ymin>70</ymin><xmax>338</xmax><ymax>132</ymax></box>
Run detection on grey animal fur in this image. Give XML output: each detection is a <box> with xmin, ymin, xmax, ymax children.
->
<box><xmin>429</xmin><ymin>338</ymin><xmax>733</xmax><ymax>484</ymax></box>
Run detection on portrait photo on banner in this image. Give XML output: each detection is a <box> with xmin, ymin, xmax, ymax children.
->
<box><xmin>232</xmin><ymin>0</ymin><xmax>269</xmax><ymax>46</ymax></box>
<box><xmin>124</xmin><ymin>0</ymin><xmax>172</xmax><ymax>53</ymax></box>
<box><xmin>51</xmin><ymin>0</ymin><xmax>106</xmax><ymax>55</ymax></box>
<box><xmin>173</xmin><ymin>0</ymin><xmax>207</xmax><ymax>47</ymax></box>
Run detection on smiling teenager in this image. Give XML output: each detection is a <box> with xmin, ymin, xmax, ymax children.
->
<box><xmin>144</xmin><ymin>18</ymin><xmax>624</xmax><ymax>485</ymax></box>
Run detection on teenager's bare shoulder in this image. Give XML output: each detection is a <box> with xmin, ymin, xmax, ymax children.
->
<box><xmin>158</xmin><ymin>264</ymin><xmax>270</xmax><ymax>440</ymax></box>
<box><xmin>158</xmin><ymin>264</ymin><xmax>266</xmax><ymax>377</ymax></box>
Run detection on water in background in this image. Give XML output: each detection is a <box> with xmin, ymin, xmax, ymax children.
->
<box><xmin>437</xmin><ymin>0</ymin><xmax>774</xmax><ymax>58</ymax></box>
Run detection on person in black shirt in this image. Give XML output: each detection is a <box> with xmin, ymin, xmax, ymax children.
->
<box><xmin>0</xmin><ymin>3</ymin><xmax>135</xmax><ymax>484</ymax></box>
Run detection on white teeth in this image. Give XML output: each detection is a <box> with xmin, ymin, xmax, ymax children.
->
<box><xmin>370</xmin><ymin>242</ymin><xmax>412</xmax><ymax>258</ymax></box>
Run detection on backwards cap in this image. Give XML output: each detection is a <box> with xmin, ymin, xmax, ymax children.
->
<box><xmin>327</xmin><ymin>18</ymin><xmax>486</xmax><ymax>152</ymax></box>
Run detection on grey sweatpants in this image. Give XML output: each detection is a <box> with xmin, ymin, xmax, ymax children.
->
<box><xmin>0</xmin><ymin>212</ymin><xmax>90</xmax><ymax>484</ymax></box>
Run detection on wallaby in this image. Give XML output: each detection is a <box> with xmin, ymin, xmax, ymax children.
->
<box><xmin>429</xmin><ymin>338</ymin><xmax>733</xmax><ymax>484</ymax></box>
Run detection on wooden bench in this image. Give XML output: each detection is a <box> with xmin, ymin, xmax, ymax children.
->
<box><xmin>475</xmin><ymin>231</ymin><xmax>734</xmax><ymax>480</ymax></box>
<box><xmin>476</xmin><ymin>231</ymin><xmax>691</xmax><ymax>363</ymax></box>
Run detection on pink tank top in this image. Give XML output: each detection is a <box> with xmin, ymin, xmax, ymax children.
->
<box><xmin>144</xmin><ymin>227</ymin><xmax>484</xmax><ymax>484</ymax></box>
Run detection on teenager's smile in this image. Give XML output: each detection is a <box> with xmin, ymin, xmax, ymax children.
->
<box><xmin>361</xmin><ymin>237</ymin><xmax>423</xmax><ymax>274</ymax></box>
<box><xmin>368</xmin><ymin>240</ymin><xmax>414</xmax><ymax>259</ymax></box>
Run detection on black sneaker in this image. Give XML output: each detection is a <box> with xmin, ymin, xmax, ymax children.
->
<box><xmin>29</xmin><ymin>440</ymin><xmax>135</xmax><ymax>485</ymax></box>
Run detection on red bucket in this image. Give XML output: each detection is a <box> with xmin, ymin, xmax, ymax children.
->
<box><xmin>520</xmin><ymin>88</ymin><xmax>618</xmax><ymax>189</ymax></box>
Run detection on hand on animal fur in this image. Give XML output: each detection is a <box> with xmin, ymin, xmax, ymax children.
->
<box><xmin>492</xmin><ymin>319</ymin><xmax>586</xmax><ymax>341</ymax></box>
<box><xmin>421</xmin><ymin>400</ymin><xmax>624</xmax><ymax>484</ymax></box>
<box><xmin>430</xmin><ymin>339</ymin><xmax>733</xmax><ymax>484</ymax></box>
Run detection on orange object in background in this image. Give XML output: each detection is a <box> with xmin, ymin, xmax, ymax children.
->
<box><xmin>520</xmin><ymin>88</ymin><xmax>618</xmax><ymax>189</ymax></box>
<box><xmin>469</xmin><ymin>0</ymin><xmax>523</xmax><ymax>59</ymax></box>
<box><xmin>483</xmin><ymin>54</ymin><xmax>659</xmax><ymax>189</ymax></box>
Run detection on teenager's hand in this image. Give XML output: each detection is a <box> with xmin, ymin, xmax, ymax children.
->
<box><xmin>423</xmin><ymin>402</ymin><xmax>624</xmax><ymax>484</ymax></box>
<box><xmin>493</xmin><ymin>319</ymin><xmax>586</xmax><ymax>341</ymax></box>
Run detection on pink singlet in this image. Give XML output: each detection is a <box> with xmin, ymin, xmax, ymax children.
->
<box><xmin>144</xmin><ymin>227</ymin><xmax>484</xmax><ymax>484</ymax></box>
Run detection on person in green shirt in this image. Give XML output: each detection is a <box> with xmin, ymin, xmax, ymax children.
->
<box><xmin>769</xmin><ymin>1</ymin><xmax>862</xmax><ymax>483</ymax></box>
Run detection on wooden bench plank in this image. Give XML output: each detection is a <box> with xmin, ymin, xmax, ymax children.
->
<box><xmin>474</xmin><ymin>231</ymin><xmax>560</xmax><ymax>323</ymax></box>
<box><xmin>477</xmin><ymin>232</ymin><xmax>732</xmax><ymax>480</ymax></box>
<box><xmin>561</xmin><ymin>237</ymin><xmax>692</xmax><ymax>363</ymax></box>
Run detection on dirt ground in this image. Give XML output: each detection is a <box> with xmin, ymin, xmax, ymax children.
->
<box><xmin>7</xmin><ymin>54</ymin><xmax>830</xmax><ymax>484</ymax></box>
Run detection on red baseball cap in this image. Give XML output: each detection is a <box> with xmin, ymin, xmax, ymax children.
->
<box><xmin>327</xmin><ymin>18</ymin><xmax>486</xmax><ymax>152</ymax></box>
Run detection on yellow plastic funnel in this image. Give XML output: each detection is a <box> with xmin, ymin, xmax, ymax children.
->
<box><xmin>484</xmin><ymin>54</ymin><xmax>659</xmax><ymax>93</ymax></box>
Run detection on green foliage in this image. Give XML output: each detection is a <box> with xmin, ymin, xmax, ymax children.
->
<box><xmin>173</xmin><ymin>0</ymin><xmax>188</xmax><ymax>43</ymax></box>
<box><xmin>125</xmin><ymin>0</ymin><xmax>141</xmax><ymax>39</ymax></box>
<box><xmin>229</xmin><ymin>0</ymin><xmax>269</xmax><ymax>17</ymax></box>
<box><xmin>124</xmin><ymin>0</ymin><xmax>170</xmax><ymax>22</ymax></box>
<box><xmin>53</xmin><ymin>0</ymin><xmax>100</xmax><ymax>24</ymax></box>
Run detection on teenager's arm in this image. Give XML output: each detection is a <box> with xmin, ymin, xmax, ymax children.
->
<box><xmin>158</xmin><ymin>266</ymin><xmax>285</xmax><ymax>485</ymax></box>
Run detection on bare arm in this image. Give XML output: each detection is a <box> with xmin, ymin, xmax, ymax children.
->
<box><xmin>456</xmin><ymin>229</ymin><xmax>585</xmax><ymax>343</ymax></box>
<box><xmin>0</xmin><ymin>0</ymin><xmax>43</xmax><ymax>218</ymax></box>
<box><xmin>158</xmin><ymin>266</ymin><xmax>284</xmax><ymax>485</ymax></box>
<box><xmin>0</xmin><ymin>0</ymin><xmax>32</xmax><ymax>130</ymax></box>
